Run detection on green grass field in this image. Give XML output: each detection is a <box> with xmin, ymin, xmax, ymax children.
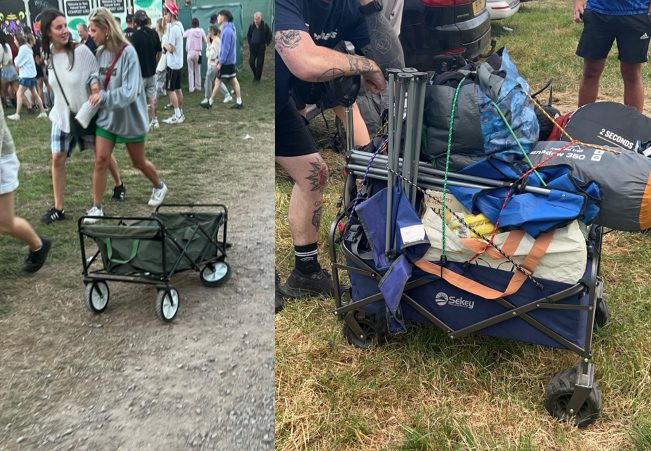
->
<box><xmin>275</xmin><ymin>1</ymin><xmax>651</xmax><ymax>449</ymax></box>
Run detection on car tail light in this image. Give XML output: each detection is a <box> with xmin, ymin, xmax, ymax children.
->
<box><xmin>444</xmin><ymin>47</ymin><xmax>466</xmax><ymax>55</ymax></box>
<box><xmin>422</xmin><ymin>0</ymin><xmax>474</xmax><ymax>6</ymax></box>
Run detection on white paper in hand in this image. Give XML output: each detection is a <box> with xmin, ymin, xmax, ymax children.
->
<box><xmin>75</xmin><ymin>101</ymin><xmax>99</xmax><ymax>128</ymax></box>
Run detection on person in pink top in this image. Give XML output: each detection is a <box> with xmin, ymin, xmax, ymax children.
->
<box><xmin>183</xmin><ymin>18</ymin><xmax>206</xmax><ymax>93</ymax></box>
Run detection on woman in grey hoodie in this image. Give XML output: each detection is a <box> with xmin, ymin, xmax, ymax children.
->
<box><xmin>86</xmin><ymin>7</ymin><xmax>167</xmax><ymax>221</ymax></box>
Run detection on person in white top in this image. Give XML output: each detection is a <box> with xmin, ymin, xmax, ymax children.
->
<box><xmin>161</xmin><ymin>2</ymin><xmax>185</xmax><ymax>124</ymax></box>
<box><xmin>7</xmin><ymin>33</ymin><xmax>47</xmax><ymax>120</ymax></box>
<box><xmin>38</xmin><ymin>8</ymin><xmax>124</xmax><ymax>224</ymax></box>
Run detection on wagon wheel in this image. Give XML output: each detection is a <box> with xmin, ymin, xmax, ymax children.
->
<box><xmin>84</xmin><ymin>281</ymin><xmax>110</xmax><ymax>314</ymax></box>
<box><xmin>155</xmin><ymin>287</ymin><xmax>180</xmax><ymax>322</ymax></box>
<box><xmin>594</xmin><ymin>295</ymin><xmax>609</xmax><ymax>329</ymax></box>
<box><xmin>342</xmin><ymin>310</ymin><xmax>386</xmax><ymax>350</ymax></box>
<box><xmin>200</xmin><ymin>261</ymin><xmax>231</xmax><ymax>287</ymax></box>
<box><xmin>544</xmin><ymin>367</ymin><xmax>602</xmax><ymax>428</ymax></box>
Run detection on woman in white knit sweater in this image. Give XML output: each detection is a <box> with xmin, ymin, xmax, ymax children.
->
<box><xmin>39</xmin><ymin>9</ymin><xmax>124</xmax><ymax>225</ymax></box>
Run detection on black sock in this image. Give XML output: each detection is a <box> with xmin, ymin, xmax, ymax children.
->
<box><xmin>294</xmin><ymin>243</ymin><xmax>321</xmax><ymax>275</ymax></box>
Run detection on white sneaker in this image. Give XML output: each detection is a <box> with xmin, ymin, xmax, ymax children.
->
<box><xmin>200</xmin><ymin>98</ymin><xmax>209</xmax><ymax>105</ymax></box>
<box><xmin>7</xmin><ymin>113</ymin><xmax>19</xmax><ymax>121</ymax></box>
<box><xmin>83</xmin><ymin>205</ymin><xmax>104</xmax><ymax>224</ymax></box>
<box><xmin>163</xmin><ymin>115</ymin><xmax>181</xmax><ymax>124</ymax></box>
<box><xmin>148</xmin><ymin>182</ymin><xmax>168</xmax><ymax>207</ymax></box>
<box><xmin>223</xmin><ymin>95</ymin><xmax>233</xmax><ymax>103</ymax></box>
<box><xmin>177</xmin><ymin>114</ymin><xmax>185</xmax><ymax>124</ymax></box>
<box><xmin>37</xmin><ymin>112</ymin><xmax>48</xmax><ymax>119</ymax></box>
<box><xmin>149</xmin><ymin>118</ymin><xmax>159</xmax><ymax>130</ymax></box>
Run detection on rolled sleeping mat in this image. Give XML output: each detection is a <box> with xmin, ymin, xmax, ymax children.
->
<box><xmin>528</xmin><ymin>141</ymin><xmax>651</xmax><ymax>232</ymax></box>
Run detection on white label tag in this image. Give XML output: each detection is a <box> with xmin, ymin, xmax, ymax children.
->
<box><xmin>400</xmin><ymin>224</ymin><xmax>425</xmax><ymax>244</ymax></box>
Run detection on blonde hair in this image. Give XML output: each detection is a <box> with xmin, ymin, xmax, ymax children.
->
<box><xmin>88</xmin><ymin>7</ymin><xmax>129</xmax><ymax>54</ymax></box>
<box><xmin>156</xmin><ymin>18</ymin><xmax>165</xmax><ymax>39</ymax></box>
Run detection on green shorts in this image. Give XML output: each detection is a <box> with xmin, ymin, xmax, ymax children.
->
<box><xmin>96</xmin><ymin>126</ymin><xmax>146</xmax><ymax>144</ymax></box>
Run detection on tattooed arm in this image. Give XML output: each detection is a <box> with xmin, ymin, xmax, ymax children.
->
<box><xmin>275</xmin><ymin>29</ymin><xmax>387</xmax><ymax>93</ymax></box>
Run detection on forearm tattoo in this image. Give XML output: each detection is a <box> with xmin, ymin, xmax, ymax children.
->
<box><xmin>276</xmin><ymin>30</ymin><xmax>302</xmax><ymax>51</ymax></box>
<box><xmin>362</xmin><ymin>14</ymin><xmax>405</xmax><ymax>69</ymax></box>
<box><xmin>317</xmin><ymin>54</ymin><xmax>374</xmax><ymax>82</ymax></box>
<box><xmin>312</xmin><ymin>201</ymin><xmax>323</xmax><ymax>230</ymax></box>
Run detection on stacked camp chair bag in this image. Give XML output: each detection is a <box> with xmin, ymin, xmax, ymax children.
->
<box><xmin>78</xmin><ymin>204</ymin><xmax>231</xmax><ymax>322</ymax></box>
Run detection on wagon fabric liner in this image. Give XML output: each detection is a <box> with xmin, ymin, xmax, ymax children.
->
<box><xmin>83</xmin><ymin>212</ymin><xmax>224</xmax><ymax>277</ymax></box>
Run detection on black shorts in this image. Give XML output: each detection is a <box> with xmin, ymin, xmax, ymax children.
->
<box><xmin>165</xmin><ymin>68</ymin><xmax>181</xmax><ymax>91</ymax></box>
<box><xmin>219</xmin><ymin>64</ymin><xmax>237</xmax><ymax>79</ymax></box>
<box><xmin>576</xmin><ymin>9</ymin><xmax>651</xmax><ymax>63</ymax></box>
<box><xmin>276</xmin><ymin>99</ymin><xmax>317</xmax><ymax>157</ymax></box>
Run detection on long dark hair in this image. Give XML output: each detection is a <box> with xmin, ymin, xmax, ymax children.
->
<box><xmin>39</xmin><ymin>8</ymin><xmax>75</xmax><ymax>69</ymax></box>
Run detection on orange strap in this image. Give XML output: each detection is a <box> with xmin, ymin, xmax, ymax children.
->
<box><xmin>640</xmin><ymin>174</ymin><xmax>651</xmax><ymax>230</ymax></box>
<box><xmin>459</xmin><ymin>230</ymin><xmax>525</xmax><ymax>260</ymax></box>
<box><xmin>415</xmin><ymin>230</ymin><xmax>554</xmax><ymax>299</ymax></box>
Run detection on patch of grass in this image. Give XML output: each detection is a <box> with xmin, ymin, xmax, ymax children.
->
<box><xmin>275</xmin><ymin>2</ymin><xmax>651</xmax><ymax>449</ymax></box>
<box><xmin>629</xmin><ymin>416</ymin><xmax>651</xmax><ymax>450</ymax></box>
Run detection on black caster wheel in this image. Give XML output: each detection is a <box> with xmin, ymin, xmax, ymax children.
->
<box><xmin>84</xmin><ymin>281</ymin><xmax>109</xmax><ymax>313</ymax></box>
<box><xmin>155</xmin><ymin>287</ymin><xmax>180</xmax><ymax>322</ymax></box>
<box><xmin>595</xmin><ymin>295</ymin><xmax>609</xmax><ymax>329</ymax></box>
<box><xmin>200</xmin><ymin>261</ymin><xmax>231</xmax><ymax>287</ymax></box>
<box><xmin>544</xmin><ymin>367</ymin><xmax>602</xmax><ymax>428</ymax></box>
<box><xmin>342</xmin><ymin>310</ymin><xmax>386</xmax><ymax>350</ymax></box>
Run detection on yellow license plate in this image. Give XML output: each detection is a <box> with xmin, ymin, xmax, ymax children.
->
<box><xmin>472</xmin><ymin>0</ymin><xmax>486</xmax><ymax>15</ymax></box>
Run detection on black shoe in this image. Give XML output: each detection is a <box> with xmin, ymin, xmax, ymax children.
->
<box><xmin>22</xmin><ymin>236</ymin><xmax>52</xmax><ymax>273</ymax></box>
<box><xmin>275</xmin><ymin>271</ymin><xmax>284</xmax><ymax>314</ymax></box>
<box><xmin>41</xmin><ymin>207</ymin><xmax>65</xmax><ymax>224</ymax></box>
<box><xmin>112</xmin><ymin>183</ymin><xmax>126</xmax><ymax>201</ymax></box>
<box><xmin>279</xmin><ymin>268</ymin><xmax>334</xmax><ymax>299</ymax></box>
<box><xmin>230</xmin><ymin>103</ymin><xmax>243</xmax><ymax>109</ymax></box>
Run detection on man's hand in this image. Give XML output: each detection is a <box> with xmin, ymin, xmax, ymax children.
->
<box><xmin>573</xmin><ymin>0</ymin><xmax>585</xmax><ymax>23</ymax></box>
<box><xmin>359</xmin><ymin>0</ymin><xmax>373</xmax><ymax>5</ymax></box>
<box><xmin>361</xmin><ymin>61</ymin><xmax>386</xmax><ymax>94</ymax></box>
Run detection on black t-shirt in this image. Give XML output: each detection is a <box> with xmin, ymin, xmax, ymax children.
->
<box><xmin>275</xmin><ymin>0</ymin><xmax>370</xmax><ymax>113</ymax></box>
<box><xmin>124</xmin><ymin>26</ymin><xmax>135</xmax><ymax>41</ymax></box>
<box><xmin>131</xmin><ymin>27</ymin><xmax>161</xmax><ymax>78</ymax></box>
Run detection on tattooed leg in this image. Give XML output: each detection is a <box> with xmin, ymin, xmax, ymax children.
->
<box><xmin>276</xmin><ymin>153</ymin><xmax>329</xmax><ymax>245</ymax></box>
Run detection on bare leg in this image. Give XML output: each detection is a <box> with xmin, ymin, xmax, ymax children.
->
<box><xmin>333</xmin><ymin>103</ymin><xmax>371</xmax><ymax>146</ymax></box>
<box><xmin>91</xmin><ymin>136</ymin><xmax>115</xmax><ymax>206</ymax></box>
<box><xmin>620</xmin><ymin>61</ymin><xmax>644</xmax><ymax>112</ymax></box>
<box><xmin>578</xmin><ymin>58</ymin><xmax>606</xmax><ymax>107</ymax></box>
<box><xmin>148</xmin><ymin>95</ymin><xmax>157</xmax><ymax>122</ymax></box>
<box><xmin>0</xmin><ymin>191</ymin><xmax>42</xmax><ymax>250</ymax></box>
<box><xmin>229</xmin><ymin>77</ymin><xmax>241</xmax><ymax>99</ymax></box>
<box><xmin>168</xmin><ymin>90</ymin><xmax>179</xmax><ymax>109</ymax></box>
<box><xmin>14</xmin><ymin>85</ymin><xmax>25</xmax><ymax>115</ymax></box>
<box><xmin>275</xmin><ymin>153</ymin><xmax>328</xmax><ymax>246</ymax></box>
<box><xmin>108</xmin><ymin>154</ymin><xmax>122</xmax><ymax>187</ymax></box>
<box><xmin>210</xmin><ymin>78</ymin><xmax>222</xmax><ymax>102</ymax></box>
<box><xmin>51</xmin><ymin>152</ymin><xmax>67</xmax><ymax>210</ymax></box>
<box><xmin>28</xmin><ymin>86</ymin><xmax>45</xmax><ymax>112</ymax></box>
<box><xmin>175</xmin><ymin>89</ymin><xmax>183</xmax><ymax>111</ymax></box>
<box><xmin>125</xmin><ymin>141</ymin><xmax>160</xmax><ymax>187</ymax></box>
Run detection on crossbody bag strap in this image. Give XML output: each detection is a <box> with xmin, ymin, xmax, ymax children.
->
<box><xmin>50</xmin><ymin>57</ymin><xmax>71</xmax><ymax>108</ymax></box>
<box><xmin>103</xmin><ymin>45</ymin><xmax>128</xmax><ymax>89</ymax></box>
